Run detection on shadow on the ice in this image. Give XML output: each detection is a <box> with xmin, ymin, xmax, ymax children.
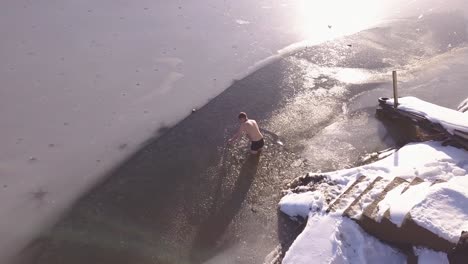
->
<box><xmin>274</xmin><ymin>211</ymin><xmax>307</xmax><ymax>262</ymax></box>
<box><xmin>189</xmin><ymin>154</ymin><xmax>260</xmax><ymax>263</ymax></box>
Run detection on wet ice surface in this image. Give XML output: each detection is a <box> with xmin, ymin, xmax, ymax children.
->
<box><xmin>266</xmin><ymin>12</ymin><xmax>468</xmax><ymax>172</ymax></box>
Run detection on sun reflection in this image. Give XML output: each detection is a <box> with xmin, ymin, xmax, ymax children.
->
<box><xmin>294</xmin><ymin>0</ymin><xmax>387</xmax><ymax>41</ymax></box>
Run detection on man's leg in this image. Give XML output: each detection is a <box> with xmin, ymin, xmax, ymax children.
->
<box><xmin>250</xmin><ymin>142</ymin><xmax>258</xmax><ymax>154</ymax></box>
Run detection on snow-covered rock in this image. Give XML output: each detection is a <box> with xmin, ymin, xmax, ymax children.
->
<box><xmin>282</xmin><ymin>214</ymin><xmax>407</xmax><ymax>264</ymax></box>
<box><xmin>280</xmin><ymin>141</ymin><xmax>468</xmax><ymax>262</ymax></box>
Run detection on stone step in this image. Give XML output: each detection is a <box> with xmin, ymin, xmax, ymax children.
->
<box><xmin>361</xmin><ymin>177</ymin><xmax>410</xmax><ymax>221</ymax></box>
<box><xmin>354</xmin><ymin>177</ymin><xmax>456</xmax><ymax>253</ymax></box>
<box><xmin>384</xmin><ymin>178</ymin><xmax>432</xmax><ymax>227</ymax></box>
<box><xmin>326</xmin><ymin>175</ymin><xmax>370</xmax><ymax>214</ymax></box>
<box><xmin>343</xmin><ymin>176</ymin><xmax>391</xmax><ymax>219</ymax></box>
<box><xmin>401</xmin><ymin>177</ymin><xmax>424</xmax><ymax>194</ymax></box>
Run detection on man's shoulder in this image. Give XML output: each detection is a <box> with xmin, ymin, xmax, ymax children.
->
<box><xmin>244</xmin><ymin>120</ymin><xmax>256</xmax><ymax>126</ymax></box>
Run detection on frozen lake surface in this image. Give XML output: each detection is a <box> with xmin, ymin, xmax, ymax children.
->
<box><xmin>1</xmin><ymin>0</ymin><xmax>468</xmax><ymax>263</ymax></box>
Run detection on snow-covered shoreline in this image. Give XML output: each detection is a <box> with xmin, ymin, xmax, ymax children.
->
<box><xmin>279</xmin><ymin>97</ymin><xmax>468</xmax><ymax>263</ymax></box>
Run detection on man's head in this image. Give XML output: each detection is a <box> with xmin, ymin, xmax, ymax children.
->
<box><xmin>238</xmin><ymin>112</ymin><xmax>247</xmax><ymax>122</ymax></box>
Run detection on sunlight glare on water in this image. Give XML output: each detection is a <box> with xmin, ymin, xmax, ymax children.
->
<box><xmin>294</xmin><ymin>0</ymin><xmax>388</xmax><ymax>41</ymax></box>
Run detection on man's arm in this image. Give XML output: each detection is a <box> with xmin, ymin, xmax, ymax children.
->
<box><xmin>228</xmin><ymin>126</ymin><xmax>243</xmax><ymax>143</ymax></box>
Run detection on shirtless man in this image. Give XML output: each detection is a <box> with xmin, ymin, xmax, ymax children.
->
<box><xmin>228</xmin><ymin>112</ymin><xmax>264</xmax><ymax>154</ymax></box>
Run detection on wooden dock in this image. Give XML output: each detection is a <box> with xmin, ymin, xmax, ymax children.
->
<box><xmin>376</xmin><ymin>97</ymin><xmax>468</xmax><ymax>150</ymax></box>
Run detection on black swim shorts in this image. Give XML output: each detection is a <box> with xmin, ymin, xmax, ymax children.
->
<box><xmin>251</xmin><ymin>138</ymin><xmax>264</xmax><ymax>151</ymax></box>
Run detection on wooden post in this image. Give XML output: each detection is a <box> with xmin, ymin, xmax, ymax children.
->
<box><xmin>392</xmin><ymin>71</ymin><xmax>398</xmax><ymax>108</ymax></box>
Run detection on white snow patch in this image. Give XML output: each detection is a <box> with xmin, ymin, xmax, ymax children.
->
<box><xmin>385</xmin><ymin>97</ymin><xmax>468</xmax><ymax>135</ymax></box>
<box><xmin>283</xmin><ymin>214</ymin><xmax>406</xmax><ymax>264</ymax></box>
<box><xmin>388</xmin><ymin>181</ymin><xmax>432</xmax><ymax>227</ymax></box>
<box><xmin>375</xmin><ymin>182</ymin><xmax>409</xmax><ymax>222</ymax></box>
<box><xmin>414</xmin><ymin>247</ymin><xmax>449</xmax><ymax>264</ymax></box>
<box><xmin>452</xmin><ymin>168</ymin><xmax>467</xmax><ymax>176</ymax></box>
<box><xmin>410</xmin><ymin>176</ymin><xmax>468</xmax><ymax>243</ymax></box>
<box><xmin>364</xmin><ymin>141</ymin><xmax>467</xmax><ymax>182</ymax></box>
<box><xmin>279</xmin><ymin>191</ymin><xmax>325</xmax><ymax>218</ymax></box>
<box><xmin>280</xmin><ymin>140</ymin><xmax>468</xmax><ymax>261</ymax></box>
<box><xmin>235</xmin><ymin>19</ymin><xmax>251</xmax><ymax>25</ymax></box>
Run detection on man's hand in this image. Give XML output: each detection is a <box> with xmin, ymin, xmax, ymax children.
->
<box><xmin>228</xmin><ymin>127</ymin><xmax>242</xmax><ymax>145</ymax></box>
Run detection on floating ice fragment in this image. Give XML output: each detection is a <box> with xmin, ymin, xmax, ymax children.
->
<box><xmin>291</xmin><ymin>159</ymin><xmax>303</xmax><ymax>167</ymax></box>
<box><xmin>235</xmin><ymin>19</ymin><xmax>250</xmax><ymax>25</ymax></box>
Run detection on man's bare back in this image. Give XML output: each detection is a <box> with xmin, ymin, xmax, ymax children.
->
<box><xmin>229</xmin><ymin>112</ymin><xmax>264</xmax><ymax>154</ymax></box>
<box><xmin>241</xmin><ymin>119</ymin><xmax>263</xmax><ymax>141</ymax></box>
